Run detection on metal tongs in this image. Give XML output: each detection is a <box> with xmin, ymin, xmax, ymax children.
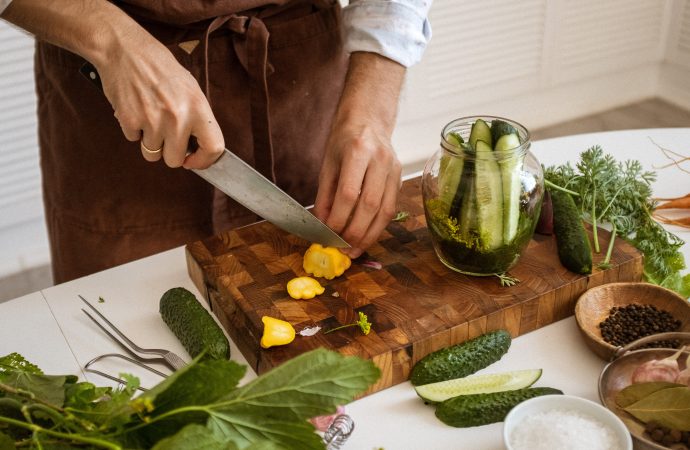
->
<box><xmin>79</xmin><ymin>295</ymin><xmax>187</xmax><ymax>389</ymax></box>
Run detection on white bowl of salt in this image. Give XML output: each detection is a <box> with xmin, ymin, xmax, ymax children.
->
<box><xmin>504</xmin><ymin>394</ymin><xmax>632</xmax><ymax>450</ymax></box>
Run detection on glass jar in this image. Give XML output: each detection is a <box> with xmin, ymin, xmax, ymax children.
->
<box><xmin>422</xmin><ymin>116</ymin><xmax>544</xmax><ymax>275</ymax></box>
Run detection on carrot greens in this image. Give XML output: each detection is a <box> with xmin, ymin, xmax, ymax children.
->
<box><xmin>544</xmin><ymin>146</ymin><xmax>690</xmax><ymax>297</ymax></box>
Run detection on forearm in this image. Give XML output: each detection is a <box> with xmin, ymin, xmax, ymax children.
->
<box><xmin>334</xmin><ymin>52</ymin><xmax>406</xmax><ymax>137</ymax></box>
<box><xmin>1</xmin><ymin>0</ymin><xmax>156</xmax><ymax>69</ymax></box>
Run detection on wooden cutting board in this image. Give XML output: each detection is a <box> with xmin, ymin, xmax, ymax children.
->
<box><xmin>186</xmin><ymin>177</ymin><xmax>643</xmax><ymax>395</ymax></box>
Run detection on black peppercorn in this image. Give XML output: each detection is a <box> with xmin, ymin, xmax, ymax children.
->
<box><xmin>598</xmin><ymin>303</ymin><xmax>682</xmax><ymax>348</ymax></box>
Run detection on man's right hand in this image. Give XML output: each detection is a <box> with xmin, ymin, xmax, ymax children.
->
<box><xmin>98</xmin><ymin>39</ymin><xmax>225</xmax><ymax>169</ymax></box>
<box><xmin>2</xmin><ymin>0</ymin><xmax>225</xmax><ymax>170</ymax></box>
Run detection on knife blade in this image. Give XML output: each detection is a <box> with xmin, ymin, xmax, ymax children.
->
<box><xmin>79</xmin><ymin>62</ymin><xmax>349</xmax><ymax>248</ymax></box>
<box><xmin>194</xmin><ymin>149</ymin><xmax>349</xmax><ymax>247</ymax></box>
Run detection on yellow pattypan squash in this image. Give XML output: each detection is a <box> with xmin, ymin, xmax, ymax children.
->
<box><xmin>260</xmin><ymin>316</ymin><xmax>295</xmax><ymax>349</ymax></box>
<box><xmin>302</xmin><ymin>243</ymin><xmax>351</xmax><ymax>280</ymax></box>
<box><xmin>287</xmin><ymin>276</ymin><xmax>325</xmax><ymax>299</ymax></box>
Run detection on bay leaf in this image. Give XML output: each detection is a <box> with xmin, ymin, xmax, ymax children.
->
<box><xmin>624</xmin><ymin>386</ymin><xmax>690</xmax><ymax>431</ymax></box>
<box><xmin>616</xmin><ymin>381</ymin><xmax>684</xmax><ymax>408</ymax></box>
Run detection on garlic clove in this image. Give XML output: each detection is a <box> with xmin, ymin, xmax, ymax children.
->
<box><xmin>631</xmin><ymin>346</ymin><xmax>686</xmax><ymax>384</ymax></box>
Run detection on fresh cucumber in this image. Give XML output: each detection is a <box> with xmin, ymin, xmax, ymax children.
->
<box><xmin>410</xmin><ymin>330</ymin><xmax>511</xmax><ymax>386</ymax></box>
<box><xmin>474</xmin><ymin>140</ymin><xmax>503</xmax><ymax>249</ymax></box>
<box><xmin>159</xmin><ymin>287</ymin><xmax>230</xmax><ymax>360</ymax></box>
<box><xmin>458</xmin><ymin>168</ymin><xmax>477</xmax><ymax>238</ymax></box>
<box><xmin>438</xmin><ymin>133</ymin><xmax>465</xmax><ymax>216</ymax></box>
<box><xmin>415</xmin><ymin>369</ymin><xmax>542</xmax><ymax>403</ymax></box>
<box><xmin>495</xmin><ymin>133</ymin><xmax>523</xmax><ymax>244</ymax></box>
<box><xmin>469</xmin><ymin>119</ymin><xmax>492</xmax><ymax>149</ymax></box>
<box><xmin>550</xmin><ymin>189</ymin><xmax>593</xmax><ymax>274</ymax></box>
<box><xmin>435</xmin><ymin>387</ymin><xmax>563</xmax><ymax>427</ymax></box>
<box><xmin>490</xmin><ymin>119</ymin><xmax>518</xmax><ymax>146</ymax></box>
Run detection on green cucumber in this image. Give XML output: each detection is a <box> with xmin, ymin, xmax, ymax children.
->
<box><xmin>474</xmin><ymin>140</ymin><xmax>503</xmax><ymax>249</ymax></box>
<box><xmin>550</xmin><ymin>189</ymin><xmax>593</xmax><ymax>274</ymax></box>
<box><xmin>435</xmin><ymin>387</ymin><xmax>563</xmax><ymax>427</ymax></box>
<box><xmin>410</xmin><ymin>330</ymin><xmax>511</xmax><ymax>386</ymax></box>
<box><xmin>495</xmin><ymin>133</ymin><xmax>523</xmax><ymax>244</ymax></box>
<box><xmin>438</xmin><ymin>132</ymin><xmax>465</xmax><ymax>216</ymax></box>
<box><xmin>415</xmin><ymin>369</ymin><xmax>542</xmax><ymax>403</ymax></box>
<box><xmin>458</xmin><ymin>168</ymin><xmax>477</xmax><ymax>238</ymax></box>
<box><xmin>159</xmin><ymin>287</ymin><xmax>230</xmax><ymax>360</ymax></box>
<box><xmin>490</xmin><ymin>119</ymin><xmax>518</xmax><ymax>146</ymax></box>
<box><xmin>469</xmin><ymin>119</ymin><xmax>492</xmax><ymax>149</ymax></box>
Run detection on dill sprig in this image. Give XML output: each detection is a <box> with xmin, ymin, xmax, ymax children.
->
<box><xmin>544</xmin><ymin>146</ymin><xmax>690</xmax><ymax>297</ymax></box>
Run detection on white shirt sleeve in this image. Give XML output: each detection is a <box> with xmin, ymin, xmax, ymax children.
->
<box><xmin>342</xmin><ymin>0</ymin><xmax>432</xmax><ymax>68</ymax></box>
<box><xmin>0</xmin><ymin>0</ymin><xmax>12</xmax><ymax>14</ymax></box>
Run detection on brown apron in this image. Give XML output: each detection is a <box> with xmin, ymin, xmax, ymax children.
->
<box><xmin>35</xmin><ymin>0</ymin><xmax>347</xmax><ymax>283</ymax></box>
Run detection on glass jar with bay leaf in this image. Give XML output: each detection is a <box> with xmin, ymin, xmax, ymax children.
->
<box><xmin>422</xmin><ymin>116</ymin><xmax>544</xmax><ymax>275</ymax></box>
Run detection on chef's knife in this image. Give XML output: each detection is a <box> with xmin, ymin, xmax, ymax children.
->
<box><xmin>79</xmin><ymin>63</ymin><xmax>349</xmax><ymax>248</ymax></box>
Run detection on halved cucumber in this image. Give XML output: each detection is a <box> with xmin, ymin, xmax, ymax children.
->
<box><xmin>438</xmin><ymin>132</ymin><xmax>465</xmax><ymax>216</ymax></box>
<box><xmin>415</xmin><ymin>369</ymin><xmax>542</xmax><ymax>404</ymax></box>
<box><xmin>494</xmin><ymin>133</ymin><xmax>523</xmax><ymax>244</ymax></box>
<box><xmin>474</xmin><ymin>140</ymin><xmax>503</xmax><ymax>249</ymax></box>
<box><xmin>469</xmin><ymin>119</ymin><xmax>492</xmax><ymax>149</ymax></box>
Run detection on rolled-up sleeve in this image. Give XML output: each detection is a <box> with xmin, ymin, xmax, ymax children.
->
<box><xmin>0</xmin><ymin>0</ymin><xmax>12</xmax><ymax>14</ymax></box>
<box><xmin>343</xmin><ymin>0</ymin><xmax>432</xmax><ymax>68</ymax></box>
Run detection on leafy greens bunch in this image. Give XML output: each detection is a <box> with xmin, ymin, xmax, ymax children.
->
<box><xmin>0</xmin><ymin>349</ymin><xmax>379</xmax><ymax>450</ymax></box>
<box><xmin>544</xmin><ymin>145</ymin><xmax>690</xmax><ymax>297</ymax></box>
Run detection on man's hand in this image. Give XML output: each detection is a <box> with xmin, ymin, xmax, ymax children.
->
<box><xmin>313</xmin><ymin>52</ymin><xmax>405</xmax><ymax>258</ymax></box>
<box><xmin>3</xmin><ymin>0</ymin><xmax>224</xmax><ymax>170</ymax></box>
<box><xmin>99</xmin><ymin>38</ymin><xmax>224</xmax><ymax>169</ymax></box>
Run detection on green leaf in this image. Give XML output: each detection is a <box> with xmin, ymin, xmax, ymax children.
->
<box><xmin>615</xmin><ymin>381</ymin><xmax>684</xmax><ymax>408</ymax></box>
<box><xmin>205</xmin><ymin>349</ymin><xmax>379</xmax><ymax>449</ymax></box>
<box><xmin>0</xmin><ymin>432</ymin><xmax>15</xmax><ymax>450</ymax></box>
<box><xmin>0</xmin><ymin>353</ymin><xmax>42</xmax><ymax>375</ymax></box>
<box><xmin>152</xmin><ymin>424</ymin><xmax>231</xmax><ymax>450</ymax></box>
<box><xmin>223</xmin><ymin>348</ymin><xmax>379</xmax><ymax>421</ymax></box>
<box><xmin>207</xmin><ymin>413</ymin><xmax>320</xmax><ymax>450</ymax></box>
<box><xmin>131</xmin><ymin>359</ymin><xmax>245</xmax><ymax>445</ymax></box>
<box><xmin>623</xmin><ymin>386</ymin><xmax>690</xmax><ymax>431</ymax></box>
<box><xmin>0</xmin><ymin>371</ymin><xmax>68</xmax><ymax>407</ymax></box>
<box><xmin>152</xmin><ymin>424</ymin><xmax>287</xmax><ymax>450</ymax></box>
<box><xmin>145</xmin><ymin>359</ymin><xmax>246</xmax><ymax>415</ymax></box>
<box><xmin>64</xmin><ymin>381</ymin><xmax>110</xmax><ymax>407</ymax></box>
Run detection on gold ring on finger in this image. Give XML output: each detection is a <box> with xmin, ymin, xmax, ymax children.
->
<box><xmin>141</xmin><ymin>141</ymin><xmax>163</xmax><ymax>154</ymax></box>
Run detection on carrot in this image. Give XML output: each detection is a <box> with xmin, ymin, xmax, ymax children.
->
<box><xmin>653</xmin><ymin>193</ymin><xmax>690</xmax><ymax>202</ymax></box>
<box><xmin>655</xmin><ymin>194</ymin><xmax>690</xmax><ymax>210</ymax></box>
<box><xmin>653</xmin><ymin>213</ymin><xmax>690</xmax><ymax>228</ymax></box>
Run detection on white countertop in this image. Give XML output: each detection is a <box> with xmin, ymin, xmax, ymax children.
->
<box><xmin>2</xmin><ymin>128</ymin><xmax>689</xmax><ymax>449</ymax></box>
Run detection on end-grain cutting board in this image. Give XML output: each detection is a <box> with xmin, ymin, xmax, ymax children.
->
<box><xmin>186</xmin><ymin>177</ymin><xmax>643</xmax><ymax>395</ymax></box>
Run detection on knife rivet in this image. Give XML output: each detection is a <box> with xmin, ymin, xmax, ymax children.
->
<box><xmin>89</xmin><ymin>71</ymin><xmax>97</xmax><ymax>80</ymax></box>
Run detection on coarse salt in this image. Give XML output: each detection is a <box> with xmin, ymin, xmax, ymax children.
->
<box><xmin>509</xmin><ymin>408</ymin><xmax>623</xmax><ymax>450</ymax></box>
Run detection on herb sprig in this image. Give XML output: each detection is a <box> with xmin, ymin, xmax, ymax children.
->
<box><xmin>545</xmin><ymin>146</ymin><xmax>690</xmax><ymax>297</ymax></box>
<box><xmin>0</xmin><ymin>350</ymin><xmax>379</xmax><ymax>449</ymax></box>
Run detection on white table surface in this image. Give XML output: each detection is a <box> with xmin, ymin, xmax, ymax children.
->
<box><xmin>2</xmin><ymin>128</ymin><xmax>689</xmax><ymax>449</ymax></box>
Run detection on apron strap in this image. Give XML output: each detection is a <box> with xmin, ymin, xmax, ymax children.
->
<box><xmin>202</xmin><ymin>13</ymin><xmax>277</xmax><ymax>184</ymax></box>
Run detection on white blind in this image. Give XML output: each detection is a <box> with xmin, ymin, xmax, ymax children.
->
<box><xmin>0</xmin><ymin>21</ymin><xmax>48</xmax><ymax>275</ymax></box>
<box><xmin>552</xmin><ymin>0</ymin><xmax>665</xmax><ymax>83</ymax></box>
<box><xmin>400</xmin><ymin>0</ymin><xmax>547</xmax><ymax>123</ymax></box>
<box><xmin>675</xmin><ymin>0</ymin><xmax>690</xmax><ymax>66</ymax></box>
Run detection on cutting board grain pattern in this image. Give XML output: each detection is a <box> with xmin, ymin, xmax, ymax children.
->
<box><xmin>186</xmin><ymin>177</ymin><xmax>643</xmax><ymax>395</ymax></box>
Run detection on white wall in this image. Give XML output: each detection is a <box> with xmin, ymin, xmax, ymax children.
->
<box><xmin>394</xmin><ymin>0</ymin><xmax>672</xmax><ymax>172</ymax></box>
<box><xmin>0</xmin><ymin>0</ymin><xmax>687</xmax><ymax>280</ymax></box>
<box><xmin>0</xmin><ymin>21</ymin><xmax>49</xmax><ymax>278</ymax></box>
<box><xmin>659</xmin><ymin>0</ymin><xmax>690</xmax><ymax>111</ymax></box>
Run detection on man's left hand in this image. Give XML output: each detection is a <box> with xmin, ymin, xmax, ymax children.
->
<box><xmin>313</xmin><ymin>52</ymin><xmax>406</xmax><ymax>258</ymax></box>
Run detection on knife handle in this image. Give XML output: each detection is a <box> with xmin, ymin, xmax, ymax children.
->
<box><xmin>79</xmin><ymin>61</ymin><xmax>198</xmax><ymax>153</ymax></box>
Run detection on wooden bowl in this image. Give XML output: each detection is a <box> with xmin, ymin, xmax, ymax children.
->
<box><xmin>575</xmin><ymin>282</ymin><xmax>690</xmax><ymax>360</ymax></box>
